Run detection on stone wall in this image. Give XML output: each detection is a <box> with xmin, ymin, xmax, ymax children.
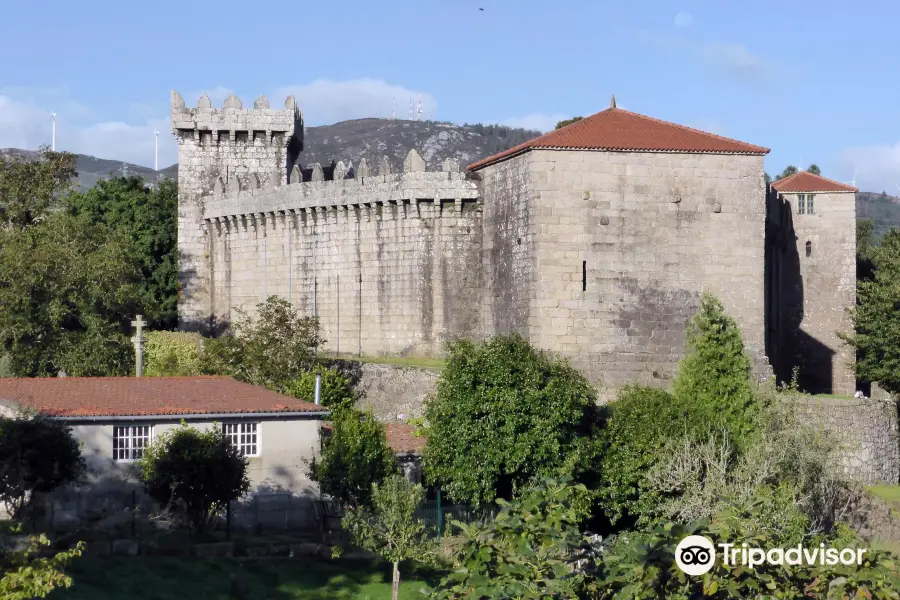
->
<box><xmin>791</xmin><ymin>396</ymin><xmax>899</xmax><ymax>484</ymax></box>
<box><xmin>486</xmin><ymin>149</ymin><xmax>770</xmax><ymax>397</ymax></box>
<box><xmin>202</xmin><ymin>156</ymin><xmax>481</xmax><ymax>357</ymax></box>
<box><xmin>328</xmin><ymin>360</ymin><xmax>439</xmax><ymax>422</ymax></box>
<box><xmin>768</xmin><ymin>190</ymin><xmax>857</xmax><ymax>395</ymax></box>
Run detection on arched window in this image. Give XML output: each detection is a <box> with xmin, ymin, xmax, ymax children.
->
<box><xmin>805</xmin><ymin>240</ymin><xmax>812</xmax><ymax>257</ymax></box>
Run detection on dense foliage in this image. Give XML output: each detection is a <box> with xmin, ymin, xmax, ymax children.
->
<box><xmin>284</xmin><ymin>366</ymin><xmax>355</xmax><ymax>409</ymax></box>
<box><xmin>0</xmin><ymin>210</ymin><xmax>143</xmax><ymax>376</ymax></box>
<box><xmin>0</xmin><ymin>415</ymin><xmax>85</xmax><ymax>519</ymax></box>
<box><xmin>306</xmin><ymin>407</ymin><xmax>397</xmax><ymax>508</ymax></box>
<box><xmin>143</xmin><ymin>331</ymin><xmax>204</xmax><ymax>377</ymax></box>
<box><xmin>199</xmin><ymin>296</ymin><xmax>324</xmax><ymax>392</ymax></box>
<box><xmin>423</xmin><ymin>334</ymin><xmax>602</xmax><ymax>505</ymax></box>
<box><xmin>0</xmin><ymin>147</ymin><xmax>77</xmax><ymax>230</ymax></box>
<box><xmin>342</xmin><ymin>474</ymin><xmax>434</xmax><ymax>600</ymax></box>
<box><xmin>65</xmin><ymin>176</ymin><xmax>178</xmax><ymax>330</ymax></box>
<box><xmin>555</xmin><ymin>117</ymin><xmax>584</xmax><ymax>129</ymax></box>
<box><xmin>428</xmin><ymin>478</ymin><xmax>596</xmax><ymax>600</ymax></box>
<box><xmin>0</xmin><ymin>526</ymin><xmax>84</xmax><ymax>600</ymax></box>
<box><xmin>138</xmin><ymin>422</ymin><xmax>250</xmax><ymax>534</ymax></box>
<box><xmin>595</xmin><ymin>386</ymin><xmax>697</xmax><ymax>528</ymax></box>
<box><xmin>671</xmin><ymin>293</ymin><xmax>758</xmax><ymax>441</ymax></box>
<box><xmin>843</xmin><ymin>229</ymin><xmax>900</xmax><ymax>394</ymax></box>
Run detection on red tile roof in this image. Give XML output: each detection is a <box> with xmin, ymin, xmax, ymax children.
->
<box><xmin>468</xmin><ymin>106</ymin><xmax>770</xmax><ymax>170</ymax></box>
<box><xmin>385</xmin><ymin>423</ymin><xmax>426</xmax><ymax>454</ymax></box>
<box><xmin>0</xmin><ymin>376</ymin><xmax>324</xmax><ymax>418</ymax></box>
<box><xmin>771</xmin><ymin>171</ymin><xmax>858</xmax><ymax>193</ymax></box>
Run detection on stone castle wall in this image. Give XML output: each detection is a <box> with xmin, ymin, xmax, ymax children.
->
<box><xmin>477</xmin><ymin>149</ymin><xmax>770</xmax><ymax>396</ymax></box>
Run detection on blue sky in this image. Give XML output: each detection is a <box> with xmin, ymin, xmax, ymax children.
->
<box><xmin>1</xmin><ymin>0</ymin><xmax>898</xmax><ymax>192</ymax></box>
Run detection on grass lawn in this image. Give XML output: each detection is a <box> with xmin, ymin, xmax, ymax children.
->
<box><xmin>50</xmin><ymin>556</ymin><xmax>443</xmax><ymax>600</ymax></box>
<box><xmin>868</xmin><ymin>484</ymin><xmax>900</xmax><ymax>518</ymax></box>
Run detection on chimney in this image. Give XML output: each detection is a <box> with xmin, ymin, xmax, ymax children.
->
<box><xmin>314</xmin><ymin>373</ymin><xmax>322</xmax><ymax>405</ymax></box>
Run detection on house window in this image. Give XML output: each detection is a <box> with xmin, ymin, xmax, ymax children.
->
<box><xmin>224</xmin><ymin>422</ymin><xmax>259</xmax><ymax>456</ymax></box>
<box><xmin>113</xmin><ymin>425</ymin><xmax>153</xmax><ymax>461</ymax></box>
<box><xmin>805</xmin><ymin>240</ymin><xmax>812</xmax><ymax>257</ymax></box>
<box><xmin>798</xmin><ymin>194</ymin><xmax>816</xmax><ymax>215</ymax></box>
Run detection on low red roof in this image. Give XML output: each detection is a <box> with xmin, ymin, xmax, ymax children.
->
<box><xmin>0</xmin><ymin>376</ymin><xmax>324</xmax><ymax>418</ymax></box>
<box><xmin>771</xmin><ymin>171</ymin><xmax>858</xmax><ymax>193</ymax></box>
<box><xmin>468</xmin><ymin>105</ymin><xmax>769</xmax><ymax>170</ymax></box>
<box><xmin>385</xmin><ymin>423</ymin><xmax>426</xmax><ymax>454</ymax></box>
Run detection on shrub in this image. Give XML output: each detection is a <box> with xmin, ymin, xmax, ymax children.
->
<box><xmin>138</xmin><ymin>422</ymin><xmax>250</xmax><ymax>534</ymax></box>
<box><xmin>671</xmin><ymin>293</ymin><xmax>758</xmax><ymax>441</ymax></box>
<box><xmin>199</xmin><ymin>296</ymin><xmax>324</xmax><ymax>392</ymax></box>
<box><xmin>428</xmin><ymin>478</ymin><xmax>597</xmax><ymax>600</ymax></box>
<box><xmin>596</xmin><ymin>386</ymin><xmax>700</xmax><ymax>528</ymax></box>
<box><xmin>283</xmin><ymin>366</ymin><xmax>354</xmax><ymax>409</ymax></box>
<box><xmin>0</xmin><ymin>414</ymin><xmax>85</xmax><ymax>520</ymax></box>
<box><xmin>143</xmin><ymin>331</ymin><xmax>203</xmax><ymax>376</ymax></box>
<box><xmin>306</xmin><ymin>407</ymin><xmax>397</xmax><ymax>508</ymax></box>
<box><xmin>423</xmin><ymin>334</ymin><xmax>602</xmax><ymax>505</ymax></box>
<box><xmin>0</xmin><ymin>525</ymin><xmax>84</xmax><ymax>600</ymax></box>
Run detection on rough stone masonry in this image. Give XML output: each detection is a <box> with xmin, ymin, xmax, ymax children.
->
<box><xmin>171</xmin><ymin>90</ymin><xmax>859</xmax><ymax>400</ymax></box>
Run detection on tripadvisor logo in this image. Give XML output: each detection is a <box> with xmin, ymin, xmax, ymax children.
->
<box><xmin>675</xmin><ymin>535</ymin><xmax>868</xmax><ymax>576</ymax></box>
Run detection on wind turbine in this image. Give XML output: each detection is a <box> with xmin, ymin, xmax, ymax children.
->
<box><xmin>51</xmin><ymin>113</ymin><xmax>56</xmax><ymax>151</ymax></box>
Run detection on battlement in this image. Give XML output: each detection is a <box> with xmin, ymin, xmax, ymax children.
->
<box><xmin>202</xmin><ymin>149</ymin><xmax>479</xmax><ymax>221</ymax></box>
<box><xmin>170</xmin><ymin>90</ymin><xmax>303</xmax><ymax>148</ymax></box>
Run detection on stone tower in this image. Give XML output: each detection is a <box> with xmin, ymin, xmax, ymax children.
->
<box><xmin>767</xmin><ymin>171</ymin><xmax>858</xmax><ymax>395</ymax></box>
<box><xmin>170</xmin><ymin>90</ymin><xmax>304</xmax><ymax>330</ymax></box>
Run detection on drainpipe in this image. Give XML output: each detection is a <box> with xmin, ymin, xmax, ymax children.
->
<box><xmin>314</xmin><ymin>373</ymin><xmax>322</xmax><ymax>406</ymax></box>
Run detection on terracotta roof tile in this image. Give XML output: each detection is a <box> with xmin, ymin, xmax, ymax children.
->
<box><xmin>0</xmin><ymin>376</ymin><xmax>324</xmax><ymax>418</ymax></box>
<box><xmin>770</xmin><ymin>171</ymin><xmax>858</xmax><ymax>193</ymax></box>
<box><xmin>468</xmin><ymin>107</ymin><xmax>769</xmax><ymax>170</ymax></box>
<box><xmin>385</xmin><ymin>423</ymin><xmax>426</xmax><ymax>454</ymax></box>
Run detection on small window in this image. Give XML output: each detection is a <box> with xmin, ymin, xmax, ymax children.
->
<box><xmin>224</xmin><ymin>422</ymin><xmax>259</xmax><ymax>456</ymax></box>
<box><xmin>113</xmin><ymin>425</ymin><xmax>153</xmax><ymax>461</ymax></box>
<box><xmin>805</xmin><ymin>240</ymin><xmax>812</xmax><ymax>257</ymax></box>
<box><xmin>798</xmin><ymin>194</ymin><xmax>806</xmax><ymax>215</ymax></box>
<box><xmin>582</xmin><ymin>261</ymin><xmax>587</xmax><ymax>292</ymax></box>
<box><xmin>807</xmin><ymin>194</ymin><xmax>815</xmax><ymax>214</ymax></box>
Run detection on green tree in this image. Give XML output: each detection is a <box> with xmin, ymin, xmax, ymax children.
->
<box><xmin>283</xmin><ymin>366</ymin><xmax>355</xmax><ymax>409</ymax></box>
<box><xmin>341</xmin><ymin>474</ymin><xmax>434</xmax><ymax>600</ymax></box>
<box><xmin>857</xmin><ymin>218</ymin><xmax>878</xmax><ymax>282</ymax></box>
<box><xmin>0</xmin><ymin>147</ymin><xmax>77</xmax><ymax>230</ymax></box>
<box><xmin>143</xmin><ymin>331</ymin><xmax>203</xmax><ymax>376</ymax></box>
<box><xmin>0</xmin><ymin>211</ymin><xmax>143</xmax><ymax>376</ymax></box>
<box><xmin>428</xmin><ymin>478</ymin><xmax>596</xmax><ymax>600</ymax></box>
<box><xmin>0</xmin><ymin>414</ymin><xmax>85</xmax><ymax>520</ymax></box>
<box><xmin>807</xmin><ymin>163</ymin><xmax>821</xmax><ymax>175</ymax></box>
<box><xmin>843</xmin><ymin>229</ymin><xmax>900</xmax><ymax>394</ymax></box>
<box><xmin>199</xmin><ymin>296</ymin><xmax>324</xmax><ymax>392</ymax></box>
<box><xmin>423</xmin><ymin>334</ymin><xmax>602</xmax><ymax>505</ymax></box>
<box><xmin>307</xmin><ymin>407</ymin><xmax>397</xmax><ymax>508</ymax></box>
<box><xmin>555</xmin><ymin>116</ymin><xmax>583</xmax><ymax>130</ymax></box>
<box><xmin>671</xmin><ymin>294</ymin><xmax>757</xmax><ymax>441</ymax></box>
<box><xmin>775</xmin><ymin>165</ymin><xmax>799</xmax><ymax>180</ymax></box>
<box><xmin>0</xmin><ymin>527</ymin><xmax>84</xmax><ymax>600</ymax></box>
<box><xmin>138</xmin><ymin>422</ymin><xmax>250</xmax><ymax>534</ymax></box>
<box><xmin>65</xmin><ymin>176</ymin><xmax>178</xmax><ymax>329</ymax></box>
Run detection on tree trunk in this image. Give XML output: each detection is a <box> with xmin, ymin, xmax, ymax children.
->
<box><xmin>392</xmin><ymin>561</ymin><xmax>400</xmax><ymax>600</ymax></box>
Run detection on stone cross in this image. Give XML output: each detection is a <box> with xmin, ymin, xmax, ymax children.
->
<box><xmin>131</xmin><ymin>315</ymin><xmax>147</xmax><ymax>377</ymax></box>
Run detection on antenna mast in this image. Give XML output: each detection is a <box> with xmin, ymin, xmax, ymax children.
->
<box><xmin>392</xmin><ymin>98</ymin><xmax>396</xmax><ymax>120</ymax></box>
<box><xmin>408</xmin><ymin>98</ymin><xmax>413</xmax><ymax>120</ymax></box>
<box><xmin>51</xmin><ymin>113</ymin><xmax>56</xmax><ymax>151</ymax></box>
<box><xmin>417</xmin><ymin>96</ymin><xmax>423</xmax><ymax>121</ymax></box>
<box><xmin>154</xmin><ymin>128</ymin><xmax>159</xmax><ymax>172</ymax></box>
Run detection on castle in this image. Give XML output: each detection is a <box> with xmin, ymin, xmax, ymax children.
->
<box><xmin>171</xmin><ymin>91</ymin><xmax>858</xmax><ymax>398</ymax></box>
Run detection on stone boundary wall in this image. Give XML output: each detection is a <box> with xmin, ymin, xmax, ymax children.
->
<box><xmin>790</xmin><ymin>396</ymin><xmax>899</xmax><ymax>484</ymax></box>
<box><xmin>327</xmin><ymin>359</ymin><xmax>439</xmax><ymax>422</ymax></box>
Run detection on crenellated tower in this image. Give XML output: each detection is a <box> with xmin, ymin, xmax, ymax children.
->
<box><xmin>170</xmin><ymin>90</ymin><xmax>304</xmax><ymax>330</ymax></box>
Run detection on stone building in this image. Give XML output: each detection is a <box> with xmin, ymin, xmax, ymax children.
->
<box><xmin>171</xmin><ymin>92</ymin><xmax>857</xmax><ymax>397</ymax></box>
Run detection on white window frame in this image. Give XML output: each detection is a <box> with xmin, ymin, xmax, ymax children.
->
<box><xmin>223</xmin><ymin>422</ymin><xmax>260</xmax><ymax>457</ymax></box>
<box><xmin>112</xmin><ymin>425</ymin><xmax>154</xmax><ymax>462</ymax></box>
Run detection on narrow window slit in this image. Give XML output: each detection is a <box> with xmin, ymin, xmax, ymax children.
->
<box><xmin>582</xmin><ymin>261</ymin><xmax>587</xmax><ymax>292</ymax></box>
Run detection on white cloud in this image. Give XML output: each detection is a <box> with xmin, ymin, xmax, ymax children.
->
<box><xmin>837</xmin><ymin>142</ymin><xmax>900</xmax><ymax>193</ymax></box>
<box><xmin>500</xmin><ymin>113</ymin><xmax>570</xmax><ymax>133</ymax></box>
<box><xmin>700</xmin><ymin>42</ymin><xmax>767</xmax><ymax>84</ymax></box>
<box><xmin>686</xmin><ymin>118</ymin><xmax>726</xmax><ymax>135</ymax></box>
<box><xmin>274</xmin><ymin>79</ymin><xmax>437</xmax><ymax>125</ymax></box>
<box><xmin>674</xmin><ymin>11</ymin><xmax>693</xmax><ymax>28</ymax></box>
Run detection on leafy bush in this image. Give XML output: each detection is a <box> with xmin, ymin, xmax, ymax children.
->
<box><xmin>283</xmin><ymin>366</ymin><xmax>354</xmax><ymax>409</ymax></box>
<box><xmin>199</xmin><ymin>296</ymin><xmax>324</xmax><ymax>392</ymax></box>
<box><xmin>306</xmin><ymin>407</ymin><xmax>397</xmax><ymax>508</ymax></box>
<box><xmin>423</xmin><ymin>334</ymin><xmax>602</xmax><ymax>505</ymax></box>
<box><xmin>0</xmin><ymin>414</ymin><xmax>85</xmax><ymax>519</ymax></box>
<box><xmin>342</xmin><ymin>475</ymin><xmax>434</xmax><ymax>600</ymax></box>
<box><xmin>0</xmin><ymin>525</ymin><xmax>84</xmax><ymax>599</ymax></box>
<box><xmin>138</xmin><ymin>422</ymin><xmax>250</xmax><ymax>534</ymax></box>
<box><xmin>143</xmin><ymin>331</ymin><xmax>203</xmax><ymax>376</ymax></box>
<box><xmin>596</xmin><ymin>386</ymin><xmax>700</xmax><ymax>528</ymax></box>
<box><xmin>428</xmin><ymin>478</ymin><xmax>597</xmax><ymax>600</ymax></box>
<box><xmin>671</xmin><ymin>293</ymin><xmax>758</xmax><ymax>441</ymax></box>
